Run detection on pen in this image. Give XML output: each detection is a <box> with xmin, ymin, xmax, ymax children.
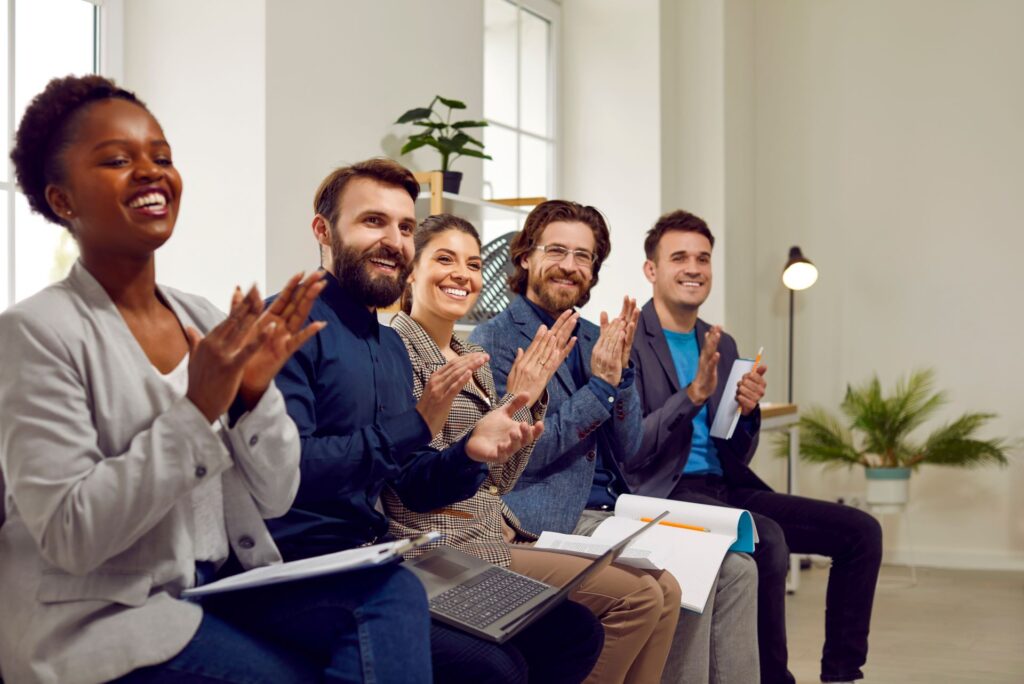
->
<box><xmin>640</xmin><ymin>517</ymin><xmax>710</xmax><ymax>533</ymax></box>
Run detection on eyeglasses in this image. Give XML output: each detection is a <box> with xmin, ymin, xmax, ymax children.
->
<box><xmin>533</xmin><ymin>244</ymin><xmax>597</xmax><ymax>269</ymax></box>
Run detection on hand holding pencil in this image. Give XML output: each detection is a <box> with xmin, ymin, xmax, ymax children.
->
<box><xmin>736</xmin><ymin>347</ymin><xmax>767</xmax><ymax>416</ymax></box>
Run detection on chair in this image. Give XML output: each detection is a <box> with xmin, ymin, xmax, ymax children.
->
<box><xmin>462</xmin><ymin>231</ymin><xmax>517</xmax><ymax>324</ymax></box>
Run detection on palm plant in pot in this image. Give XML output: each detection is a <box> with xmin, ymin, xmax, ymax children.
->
<box><xmin>780</xmin><ymin>369</ymin><xmax>1011</xmax><ymax>513</ymax></box>
<box><xmin>395</xmin><ymin>95</ymin><xmax>491</xmax><ymax>194</ymax></box>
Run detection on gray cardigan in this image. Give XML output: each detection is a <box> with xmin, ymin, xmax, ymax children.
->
<box><xmin>0</xmin><ymin>262</ymin><xmax>300</xmax><ymax>684</ymax></box>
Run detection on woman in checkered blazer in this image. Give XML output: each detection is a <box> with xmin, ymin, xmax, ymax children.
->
<box><xmin>382</xmin><ymin>214</ymin><xmax>682</xmax><ymax>684</ymax></box>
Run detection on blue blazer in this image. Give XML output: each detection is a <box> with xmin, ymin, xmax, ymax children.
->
<box><xmin>469</xmin><ymin>296</ymin><xmax>643</xmax><ymax>534</ymax></box>
<box><xmin>627</xmin><ymin>299</ymin><xmax>770</xmax><ymax>495</ymax></box>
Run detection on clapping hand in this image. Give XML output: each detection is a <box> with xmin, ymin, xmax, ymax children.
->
<box><xmin>466</xmin><ymin>393</ymin><xmax>545</xmax><ymax>464</ymax></box>
<box><xmin>416</xmin><ymin>352</ymin><xmax>489</xmax><ymax>435</ymax></box>
<box><xmin>238</xmin><ymin>271</ymin><xmax>329</xmax><ymax>409</ymax></box>
<box><xmin>686</xmin><ymin>325</ymin><xmax>721</xmax><ymax>406</ymax></box>
<box><xmin>186</xmin><ymin>273</ymin><xmax>328</xmax><ymax>421</ymax></box>
<box><xmin>506</xmin><ymin>309</ymin><xmax>578</xmax><ymax>404</ymax></box>
<box><xmin>616</xmin><ymin>296</ymin><xmax>640</xmax><ymax>368</ymax></box>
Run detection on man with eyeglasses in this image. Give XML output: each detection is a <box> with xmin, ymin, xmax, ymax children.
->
<box><xmin>470</xmin><ymin>200</ymin><xmax>760</xmax><ymax>684</ymax></box>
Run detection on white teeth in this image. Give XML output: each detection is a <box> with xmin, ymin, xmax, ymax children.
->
<box><xmin>370</xmin><ymin>258</ymin><xmax>397</xmax><ymax>268</ymax></box>
<box><xmin>128</xmin><ymin>192</ymin><xmax>167</xmax><ymax>209</ymax></box>
<box><xmin>681</xmin><ymin>282</ymin><xmax>702</xmax><ymax>287</ymax></box>
<box><xmin>441</xmin><ymin>287</ymin><xmax>468</xmax><ymax>298</ymax></box>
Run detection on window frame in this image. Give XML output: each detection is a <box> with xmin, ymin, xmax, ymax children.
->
<box><xmin>482</xmin><ymin>0</ymin><xmax>560</xmax><ymax>202</ymax></box>
<box><xmin>1</xmin><ymin>0</ymin><xmax>121</xmax><ymax>309</ymax></box>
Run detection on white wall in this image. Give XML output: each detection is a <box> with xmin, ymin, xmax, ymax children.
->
<box><xmin>561</xmin><ymin>0</ymin><xmax>662</xmax><ymax>320</ymax></box>
<box><xmin>659</xmin><ymin>0</ymin><xmax>728</xmax><ymax>328</ymax></box>
<box><xmin>123</xmin><ymin>0</ymin><xmax>267</xmax><ymax>308</ymax></box>
<box><xmin>749</xmin><ymin>0</ymin><xmax>1024</xmax><ymax>569</ymax></box>
<box><xmin>264</xmin><ymin>0</ymin><xmax>484</xmax><ymax>289</ymax></box>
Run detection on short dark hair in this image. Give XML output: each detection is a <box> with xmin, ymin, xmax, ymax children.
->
<box><xmin>401</xmin><ymin>214</ymin><xmax>481</xmax><ymax>314</ymax></box>
<box><xmin>508</xmin><ymin>200</ymin><xmax>611</xmax><ymax>307</ymax></box>
<box><xmin>10</xmin><ymin>74</ymin><xmax>147</xmax><ymax>229</ymax></box>
<box><xmin>313</xmin><ymin>157</ymin><xmax>419</xmax><ymax>227</ymax></box>
<box><xmin>644</xmin><ymin>210</ymin><xmax>716</xmax><ymax>260</ymax></box>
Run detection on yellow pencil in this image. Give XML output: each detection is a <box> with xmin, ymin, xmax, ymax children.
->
<box><xmin>640</xmin><ymin>517</ymin><xmax>710</xmax><ymax>533</ymax></box>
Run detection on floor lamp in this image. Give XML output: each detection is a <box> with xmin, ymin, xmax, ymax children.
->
<box><xmin>782</xmin><ymin>246</ymin><xmax>818</xmax><ymax>493</ymax></box>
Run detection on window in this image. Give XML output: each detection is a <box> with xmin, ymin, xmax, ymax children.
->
<box><xmin>1</xmin><ymin>0</ymin><xmax>112</xmax><ymax>310</ymax></box>
<box><xmin>482</xmin><ymin>0</ymin><xmax>558</xmax><ymax>203</ymax></box>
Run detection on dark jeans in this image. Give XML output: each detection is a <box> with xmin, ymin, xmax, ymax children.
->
<box><xmin>112</xmin><ymin>563</ymin><xmax>432</xmax><ymax>683</ymax></box>
<box><xmin>670</xmin><ymin>476</ymin><xmax>883</xmax><ymax>684</ymax></box>
<box><xmin>431</xmin><ymin>599</ymin><xmax>604</xmax><ymax>684</ymax></box>
<box><xmin>112</xmin><ymin>563</ymin><xmax>602</xmax><ymax>684</ymax></box>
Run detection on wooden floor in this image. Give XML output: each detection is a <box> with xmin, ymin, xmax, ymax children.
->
<box><xmin>785</xmin><ymin>564</ymin><xmax>1024</xmax><ymax>683</ymax></box>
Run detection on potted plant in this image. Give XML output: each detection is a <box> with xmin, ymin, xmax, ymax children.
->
<box><xmin>395</xmin><ymin>95</ymin><xmax>492</xmax><ymax>194</ymax></box>
<box><xmin>779</xmin><ymin>369</ymin><xmax>1011</xmax><ymax>513</ymax></box>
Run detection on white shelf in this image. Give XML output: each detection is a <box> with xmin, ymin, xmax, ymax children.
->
<box><xmin>415</xmin><ymin>191</ymin><xmax>533</xmax><ymax>220</ymax></box>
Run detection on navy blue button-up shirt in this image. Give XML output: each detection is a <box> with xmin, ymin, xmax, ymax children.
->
<box><xmin>267</xmin><ymin>273</ymin><xmax>488</xmax><ymax>560</ymax></box>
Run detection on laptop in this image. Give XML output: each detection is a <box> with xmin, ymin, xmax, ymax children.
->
<box><xmin>405</xmin><ymin>511</ymin><xmax>669</xmax><ymax>643</ymax></box>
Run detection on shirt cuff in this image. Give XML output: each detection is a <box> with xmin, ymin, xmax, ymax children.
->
<box><xmin>380</xmin><ymin>408</ymin><xmax>432</xmax><ymax>454</ymax></box>
<box><xmin>587</xmin><ymin>376</ymin><xmax>618</xmax><ymax>408</ymax></box>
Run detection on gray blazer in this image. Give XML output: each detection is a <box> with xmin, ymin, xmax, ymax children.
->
<box><xmin>627</xmin><ymin>299</ymin><xmax>769</xmax><ymax>495</ymax></box>
<box><xmin>0</xmin><ymin>262</ymin><xmax>300</xmax><ymax>684</ymax></box>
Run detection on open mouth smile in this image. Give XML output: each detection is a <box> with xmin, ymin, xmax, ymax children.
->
<box><xmin>126</xmin><ymin>189</ymin><xmax>170</xmax><ymax>217</ymax></box>
<box><xmin>439</xmin><ymin>286</ymin><xmax>469</xmax><ymax>300</ymax></box>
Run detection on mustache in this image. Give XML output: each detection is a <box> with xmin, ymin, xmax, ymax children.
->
<box><xmin>359</xmin><ymin>245</ymin><xmax>409</xmax><ymax>270</ymax></box>
<box><xmin>544</xmin><ymin>268</ymin><xmax>584</xmax><ymax>286</ymax></box>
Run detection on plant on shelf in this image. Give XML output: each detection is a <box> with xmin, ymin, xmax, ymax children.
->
<box><xmin>778</xmin><ymin>368</ymin><xmax>1011</xmax><ymax>511</ymax></box>
<box><xmin>395</xmin><ymin>95</ymin><xmax>492</xmax><ymax>195</ymax></box>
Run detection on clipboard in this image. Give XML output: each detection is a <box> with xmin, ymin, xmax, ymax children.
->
<box><xmin>182</xmin><ymin>531</ymin><xmax>441</xmax><ymax>598</ymax></box>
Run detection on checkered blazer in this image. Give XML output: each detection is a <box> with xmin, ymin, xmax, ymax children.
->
<box><xmin>382</xmin><ymin>312</ymin><xmax>545</xmax><ymax>567</ymax></box>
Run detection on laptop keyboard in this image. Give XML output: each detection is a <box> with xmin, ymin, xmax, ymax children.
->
<box><xmin>430</xmin><ymin>567</ymin><xmax>550</xmax><ymax>629</ymax></box>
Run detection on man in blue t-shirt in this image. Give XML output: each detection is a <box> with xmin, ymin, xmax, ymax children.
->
<box><xmin>629</xmin><ymin>210</ymin><xmax>883</xmax><ymax>684</ymax></box>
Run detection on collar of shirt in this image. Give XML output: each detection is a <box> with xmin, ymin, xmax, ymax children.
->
<box><xmin>320</xmin><ymin>270</ymin><xmax>380</xmax><ymax>340</ymax></box>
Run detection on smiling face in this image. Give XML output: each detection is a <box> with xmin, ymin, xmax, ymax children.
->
<box><xmin>521</xmin><ymin>220</ymin><xmax>596</xmax><ymax>315</ymax></box>
<box><xmin>316</xmin><ymin>176</ymin><xmax>417</xmax><ymax>308</ymax></box>
<box><xmin>644</xmin><ymin>229</ymin><xmax>713</xmax><ymax>311</ymax></box>
<box><xmin>409</xmin><ymin>228</ymin><xmax>483</xmax><ymax>323</ymax></box>
<box><xmin>45</xmin><ymin>98</ymin><xmax>182</xmax><ymax>258</ymax></box>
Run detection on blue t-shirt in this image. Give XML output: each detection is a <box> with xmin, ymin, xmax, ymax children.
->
<box><xmin>663</xmin><ymin>329</ymin><xmax>723</xmax><ymax>476</ymax></box>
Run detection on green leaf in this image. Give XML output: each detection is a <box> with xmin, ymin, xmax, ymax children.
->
<box><xmin>395</xmin><ymin>107</ymin><xmax>434</xmax><ymax>124</ymax></box>
<box><xmin>458</xmin><ymin>131</ymin><xmax>485</xmax><ymax>148</ymax></box>
<box><xmin>456</xmin><ymin>148</ymin><xmax>493</xmax><ymax>160</ymax></box>
<box><xmin>920</xmin><ymin>412</ymin><xmax>1011</xmax><ymax>468</ymax></box>
<box><xmin>437</xmin><ymin>96</ymin><xmax>467</xmax><ymax>109</ymax></box>
<box><xmin>399</xmin><ymin>138</ymin><xmax>432</xmax><ymax>155</ymax></box>
<box><xmin>452</xmin><ymin>120</ymin><xmax>489</xmax><ymax>129</ymax></box>
<box><xmin>412</xmin><ymin>120</ymin><xmax>447</xmax><ymax>129</ymax></box>
<box><xmin>788</xmin><ymin>407</ymin><xmax>865</xmax><ymax>467</ymax></box>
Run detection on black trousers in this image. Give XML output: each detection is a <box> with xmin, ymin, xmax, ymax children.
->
<box><xmin>431</xmin><ymin>599</ymin><xmax>604</xmax><ymax>684</ymax></box>
<box><xmin>670</xmin><ymin>475</ymin><xmax>883</xmax><ymax>684</ymax></box>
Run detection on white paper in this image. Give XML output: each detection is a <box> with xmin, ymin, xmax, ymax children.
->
<box><xmin>709</xmin><ymin>359</ymin><xmax>756</xmax><ymax>439</ymax></box>
<box><xmin>613</xmin><ymin>494</ymin><xmax>758</xmax><ymax>546</ymax></box>
<box><xmin>182</xmin><ymin>533</ymin><xmax>440</xmax><ymax>598</ymax></box>
<box><xmin>590</xmin><ymin>517</ymin><xmax>735</xmax><ymax>613</ymax></box>
<box><xmin>533</xmin><ymin>531</ymin><xmax>663</xmax><ymax>570</ymax></box>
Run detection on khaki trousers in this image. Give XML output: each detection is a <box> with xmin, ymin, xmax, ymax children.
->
<box><xmin>509</xmin><ymin>546</ymin><xmax>680</xmax><ymax>684</ymax></box>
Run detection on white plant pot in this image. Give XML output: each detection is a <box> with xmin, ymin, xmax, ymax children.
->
<box><xmin>865</xmin><ymin>467</ymin><xmax>910</xmax><ymax>513</ymax></box>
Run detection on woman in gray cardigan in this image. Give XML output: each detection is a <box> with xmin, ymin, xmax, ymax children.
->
<box><xmin>0</xmin><ymin>76</ymin><xmax>432</xmax><ymax>684</ymax></box>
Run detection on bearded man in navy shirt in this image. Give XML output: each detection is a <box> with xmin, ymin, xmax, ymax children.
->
<box><xmin>267</xmin><ymin>158</ymin><xmax>603</xmax><ymax>684</ymax></box>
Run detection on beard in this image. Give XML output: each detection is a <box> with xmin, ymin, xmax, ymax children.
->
<box><xmin>330</xmin><ymin>231</ymin><xmax>411</xmax><ymax>308</ymax></box>
<box><xmin>528</xmin><ymin>267</ymin><xmax>590</xmax><ymax>313</ymax></box>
